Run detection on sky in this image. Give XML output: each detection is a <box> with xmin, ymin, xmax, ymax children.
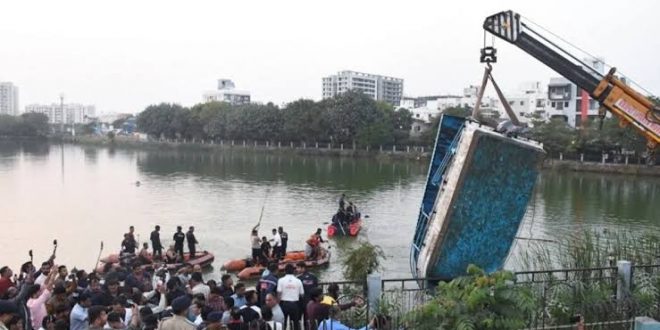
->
<box><xmin>1</xmin><ymin>0</ymin><xmax>659</xmax><ymax>114</ymax></box>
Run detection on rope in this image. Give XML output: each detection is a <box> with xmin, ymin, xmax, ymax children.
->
<box><xmin>521</xmin><ymin>14</ymin><xmax>657</xmax><ymax>97</ymax></box>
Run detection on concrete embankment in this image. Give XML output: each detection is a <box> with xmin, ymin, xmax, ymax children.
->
<box><xmin>68</xmin><ymin>135</ymin><xmax>430</xmax><ymax>161</ymax></box>
<box><xmin>542</xmin><ymin>159</ymin><xmax>660</xmax><ymax>177</ymax></box>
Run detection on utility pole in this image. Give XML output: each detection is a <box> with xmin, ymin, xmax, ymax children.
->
<box><xmin>59</xmin><ymin>93</ymin><xmax>65</xmax><ymax>135</ymax></box>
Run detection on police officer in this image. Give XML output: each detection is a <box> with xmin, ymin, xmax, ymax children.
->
<box><xmin>173</xmin><ymin>226</ymin><xmax>186</xmax><ymax>260</ymax></box>
<box><xmin>186</xmin><ymin>226</ymin><xmax>198</xmax><ymax>258</ymax></box>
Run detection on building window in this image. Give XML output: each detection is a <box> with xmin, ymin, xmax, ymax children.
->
<box><xmin>564</xmin><ymin>102</ymin><xmax>569</xmax><ymax>107</ymax></box>
<box><xmin>551</xmin><ymin>102</ymin><xmax>556</xmax><ymax>107</ymax></box>
<box><xmin>520</xmin><ymin>101</ymin><xmax>524</xmax><ymax>106</ymax></box>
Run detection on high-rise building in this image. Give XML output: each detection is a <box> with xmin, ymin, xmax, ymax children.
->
<box><xmin>322</xmin><ymin>70</ymin><xmax>404</xmax><ymax>106</ymax></box>
<box><xmin>25</xmin><ymin>103</ymin><xmax>96</xmax><ymax>124</ymax></box>
<box><xmin>202</xmin><ymin>79</ymin><xmax>251</xmax><ymax>106</ymax></box>
<box><xmin>0</xmin><ymin>82</ymin><xmax>19</xmax><ymax>116</ymax></box>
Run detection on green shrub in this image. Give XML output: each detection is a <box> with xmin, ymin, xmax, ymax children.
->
<box><xmin>405</xmin><ymin>265</ymin><xmax>536</xmax><ymax>330</ymax></box>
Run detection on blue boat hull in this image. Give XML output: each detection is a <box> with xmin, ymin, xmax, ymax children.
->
<box><xmin>412</xmin><ymin>116</ymin><xmax>545</xmax><ymax>280</ymax></box>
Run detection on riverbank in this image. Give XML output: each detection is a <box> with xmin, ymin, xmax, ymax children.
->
<box><xmin>66</xmin><ymin>135</ymin><xmax>431</xmax><ymax>160</ymax></box>
<box><xmin>7</xmin><ymin>135</ymin><xmax>660</xmax><ymax>176</ymax></box>
<box><xmin>543</xmin><ymin>158</ymin><xmax>660</xmax><ymax>176</ymax></box>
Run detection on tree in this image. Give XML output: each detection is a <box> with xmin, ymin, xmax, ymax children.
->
<box><xmin>418</xmin><ymin>115</ymin><xmax>441</xmax><ymax>147</ymax></box>
<box><xmin>443</xmin><ymin>106</ymin><xmax>472</xmax><ymax>118</ymax></box>
<box><xmin>19</xmin><ymin>113</ymin><xmax>49</xmax><ymax>137</ymax></box>
<box><xmin>391</xmin><ymin>107</ymin><xmax>413</xmax><ymax>145</ymax></box>
<box><xmin>189</xmin><ymin>101</ymin><xmax>233</xmax><ymax>140</ymax></box>
<box><xmin>281</xmin><ymin>99</ymin><xmax>324</xmax><ymax>142</ymax></box>
<box><xmin>528</xmin><ymin>118</ymin><xmax>577</xmax><ymax>154</ymax></box>
<box><xmin>342</xmin><ymin>241</ymin><xmax>385</xmax><ymax>282</ymax></box>
<box><xmin>0</xmin><ymin>113</ymin><xmax>49</xmax><ymax>137</ymax></box>
<box><xmin>136</xmin><ymin>103</ymin><xmax>188</xmax><ymax>139</ymax></box>
<box><xmin>320</xmin><ymin>90</ymin><xmax>385</xmax><ymax>144</ymax></box>
<box><xmin>0</xmin><ymin>115</ymin><xmax>20</xmax><ymax>136</ymax></box>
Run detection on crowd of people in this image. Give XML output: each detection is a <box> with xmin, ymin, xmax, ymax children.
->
<box><xmin>0</xmin><ymin>223</ymin><xmax>389</xmax><ymax>330</ymax></box>
<box><xmin>0</xmin><ymin>256</ymin><xmax>382</xmax><ymax>330</ymax></box>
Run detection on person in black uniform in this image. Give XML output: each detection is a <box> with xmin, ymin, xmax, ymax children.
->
<box><xmin>150</xmin><ymin>225</ymin><xmax>163</xmax><ymax>259</ymax></box>
<box><xmin>186</xmin><ymin>226</ymin><xmax>198</xmax><ymax>258</ymax></box>
<box><xmin>296</xmin><ymin>261</ymin><xmax>318</xmax><ymax>327</ymax></box>
<box><xmin>173</xmin><ymin>226</ymin><xmax>186</xmax><ymax>260</ymax></box>
<box><xmin>121</xmin><ymin>233</ymin><xmax>137</xmax><ymax>255</ymax></box>
<box><xmin>338</xmin><ymin>193</ymin><xmax>346</xmax><ymax>210</ymax></box>
<box><xmin>278</xmin><ymin>226</ymin><xmax>288</xmax><ymax>257</ymax></box>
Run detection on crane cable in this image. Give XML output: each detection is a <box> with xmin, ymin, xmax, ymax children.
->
<box><xmin>521</xmin><ymin>14</ymin><xmax>658</xmax><ymax>100</ymax></box>
<box><xmin>522</xmin><ymin>14</ymin><xmax>660</xmax><ymax>126</ymax></box>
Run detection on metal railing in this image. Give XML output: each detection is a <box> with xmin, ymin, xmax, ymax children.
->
<box><xmin>313</xmin><ymin>264</ymin><xmax>660</xmax><ymax>329</ymax></box>
<box><xmin>514</xmin><ymin>266</ymin><xmax>618</xmax><ymax>284</ymax></box>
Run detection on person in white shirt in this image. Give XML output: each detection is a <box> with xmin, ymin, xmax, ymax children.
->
<box><xmin>34</xmin><ymin>262</ymin><xmax>52</xmax><ymax>287</ymax></box>
<box><xmin>270</xmin><ymin>228</ymin><xmax>282</xmax><ymax>259</ymax></box>
<box><xmin>265</xmin><ymin>293</ymin><xmax>285</xmax><ymax>324</ymax></box>
<box><xmin>262</xmin><ymin>306</ymin><xmax>283</xmax><ymax>330</ymax></box>
<box><xmin>189</xmin><ymin>273</ymin><xmax>210</xmax><ymax>299</ymax></box>
<box><xmin>277</xmin><ymin>264</ymin><xmax>304</xmax><ymax>330</ymax></box>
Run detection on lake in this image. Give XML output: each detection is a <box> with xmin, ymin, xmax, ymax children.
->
<box><xmin>1</xmin><ymin>141</ymin><xmax>658</xmax><ymax>281</ymax></box>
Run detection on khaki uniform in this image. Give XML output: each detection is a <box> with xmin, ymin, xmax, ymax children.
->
<box><xmin>158</xmin><ymin>315</ymin><xmax>196</xmax><ymax>330</ymax></box>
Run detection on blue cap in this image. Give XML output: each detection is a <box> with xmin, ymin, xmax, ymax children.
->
<box><xmin>171</xmin><ymin>295</ymin><xmax>191</xmax><ymax>313</ymax></box>
<box><xmin>207</xmin><ymin>311</ymin><xmax>224</xmax><ymax>322</ymax></box>
<box><xmin>0</xmin><ymin>301</ymin><xmax>18</xmax><ymax>315</ymax></box>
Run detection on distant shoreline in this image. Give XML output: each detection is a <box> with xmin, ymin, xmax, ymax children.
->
<box><xmin>65</xmin><ymin>135</ymin><xmax>431</xmax><ymax>161</ymax></box>
<box><xmin>3</xmin><ymin>136</ymin><xmax>659</xmax><ymax>176</ymax></box>
<box><xmin>542</xmin><ymin>159</ymin><xmax>660</xmax><ymax>177</ymax></box>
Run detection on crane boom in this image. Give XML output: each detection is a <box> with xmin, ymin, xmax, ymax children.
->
<box><xmin>483</xmin><ymin>10</ymin><xmax>660</xmax><ymax>149</ymax></box>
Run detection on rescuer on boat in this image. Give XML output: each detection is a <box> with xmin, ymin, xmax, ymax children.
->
<box><xmin>173</xmin><ymin>226</ymin><xmax>186</xmax><ymax>260</ymax></box>
<box><xmin>150</xmin><ymin>225</ymin><xmax>162</xmax><ymax>259</ymax></box>
<box><xmin>186</xmin><ymin>226</ymin><xmax>198</xmax><ymax>258</ymax></box>
<box><xmin>251</xmin><ymin>228</ymin><xmax>262</xmax><ymax>265</ymax></box>
<box><xmin>305</xmin><ymin>229</ymin><xmax>325</xmax><ymax>260</ymax></box>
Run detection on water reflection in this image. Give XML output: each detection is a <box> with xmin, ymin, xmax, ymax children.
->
<box><xmin>83</xmin><ymin>147</ymin><xmax>98</xmax><ymax>165</ymax></box>
<box><xmin>0</xmin><ymin>140</ymin><xmax>50</xmax><ymax>168</ymax></box>
<box><xmin>136</xmin><ymin>149</ymin><xmax>426</xmax><ymax>192</ymax></box>
<box><xmin>536</xmin><ymin>172</ymin><xmax>660</xmax><ymax>228</ymax></box>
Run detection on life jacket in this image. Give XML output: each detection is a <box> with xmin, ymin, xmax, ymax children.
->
<box><xmin>306</xmin><ymin>235</ymin><xmax>320</xmax><ymax>247</ymax></box>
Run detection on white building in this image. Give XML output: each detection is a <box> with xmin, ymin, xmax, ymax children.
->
<box><xmin>25</xmin><ymin>103</ymin><xmax>96</xmax><ymax>124</ymax></box>
<box><xmin>322</xmin><ymin>70</ymin><xmax>404</xmax><ymax>106</ymax></box>
<box><xmin>544</xmin><ymin>58</ymin><xmax>606</xmax><ymax>127</ymax></box>
<box><xmin>402</xmin><ymin>85</ymin><xmax>502</xmax><ymax>122</ymax></box>
<box><xmin>0</xmin><ymin>82</ymin><xmax>19</xmax><ymax>116</ymax></box>
<box><xmin>202</xmin><ymin>79</ymin><xmax>251</xmax><ymax>106</ymax></box>
<box><xmin>503</xmin><ymin>82</ymin><xmax>547</xmax><ymax>124</ymax></box>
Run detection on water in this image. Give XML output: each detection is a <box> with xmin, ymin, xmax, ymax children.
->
<box><xmin>1</xmin><ymin>141</ymin><xmax>659</xmax><ymax>281</ymax></box>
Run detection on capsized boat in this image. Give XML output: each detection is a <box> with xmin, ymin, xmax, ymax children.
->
<box><xmin>327</xmin><ymin>218</ymin><xmax>362</xmax><ymax>237</ymax></box>
<box><xmin>411</xmin><ymin>115</ymin><xmax>545</xmax><ymax>281</ymax></box>
<box><xmin>96</xmin><ymin>251</ymin><xmax>215</xmax><ymax>274</ymax></box>
<box><xmin>236</xmin><ymin>247</ymin><xmax>331</xmax><ymax>280</ymax></box>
